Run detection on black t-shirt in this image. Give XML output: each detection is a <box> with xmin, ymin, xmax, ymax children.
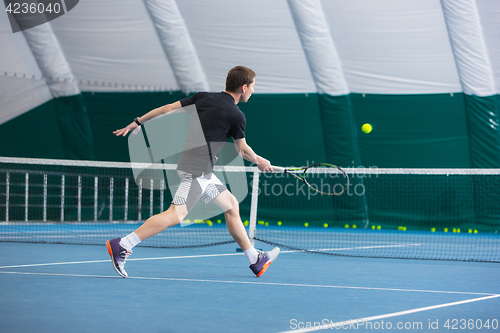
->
<box><xmin>177</xmin><ymin>91</ymin><xmax>246</xmax><ymax>175</ymax></box>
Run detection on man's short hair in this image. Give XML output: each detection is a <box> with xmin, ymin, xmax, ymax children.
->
<box><xmin>225</xmin><ymin>66</ymin><xmax>256</xmax><ymax>92</ymax></box>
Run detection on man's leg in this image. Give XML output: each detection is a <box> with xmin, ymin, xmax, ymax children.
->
<box><xmin>106</xmin><ymin>204</ymin><xmax>188</xmax><ymax>278</ymax></box>
<box><xmin>134</xmin><ymin>204</ymin><xmax>188</xmax><ymax>241</ymax></box>
<box><xmin>212</xmin><ymin>190</ymin><xmax>252</xmax><ymax>251</ymax></box>
<box><xmin>212</xmin><ymin>190</ymin><xmax>279</xmax><ymax>277</ymax></box>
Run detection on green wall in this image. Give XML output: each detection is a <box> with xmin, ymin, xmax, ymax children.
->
<box><xmin>2</xmin><ymin>92</ymin><xmax>499</xmax><ymax>169</ymax></box>
<box><xmin>0</xmin><ymin>94</ymin><xmax>94</xmax><ymax>160</ymax></box>
<box><xmin>352</xmin><ymin>93</ymin><xmax>471</xmax><ymax>168</ymax></box>
<box><xmin>1</xmin><ymin>92</ymin><xmax>500</xmax><ymax>231</ymax></box>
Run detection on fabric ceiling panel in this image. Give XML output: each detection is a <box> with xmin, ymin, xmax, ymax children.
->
<box><xmin>287</xmin><ymin>0</ymin><xmax>348</xmax><ymax>95</ymax></box>
<box><xmin>143</xmin><ymin>0</ymin><xmax>209</xmax><ymax>93</ymax></box>
<box><xmin>0</xmin><ymin>76</ymin><xmax>52</xmax><ymax>125</ymax></box>
<box><xmin>0</xmin><ymin>13</ymin><xmax>52</xmax><ymax>124</ymax></box>
<box><xmin>50</xmin><ymin>0</ymin><xmax>179</xmax><ymax>92</ymax></box>
<box><xmin>322</xmin><ymin>0</ymin><xmax>462</xmax><ymax>94</ymax></box>
<box><xmin>476</xmin><ymin>0</ymin><xmax>500</xmax><ymax>94</ymax></box>
<box><xmin>176</xmin><ymin>0</ymin><xmax>317</xmax><ymax>94</ymax></box>
<box><xmin>441</xmin><ymin>0</ymin><xmax>496</xmax><ymax>97</ymax></box>
<box><xmin>22</xmin><ymin>23</ymin><xmax>80</xmax><ymax>98</ymax></box>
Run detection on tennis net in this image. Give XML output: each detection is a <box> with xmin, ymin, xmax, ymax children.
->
<box><xmin>1</xmin><ymin>157</ymin><xmax>499</xmax><ymax>262</ymax></box>
<box><xmin>0</xmin><ymin>157</ymin><xmax>248</xmax><ymax>248</ymax></box>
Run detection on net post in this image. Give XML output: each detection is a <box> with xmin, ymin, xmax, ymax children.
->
<box><xmin>150</xmin><ymin>179</ymin><xmax>154</xmax><ymax>217</ymax></box>
<box><xmin>248</xmin><ymin>170</ymin><xmax>260</xmax><ymax>246</ymax></box>
<box><xmin>109</xmin><ymin>178</ymin><xmax>114</xmax><ymax>221</ymax></box>
<box><xmin>138</xmin><ymin>178</ymin><xmax>143</xmax><ymax>221</ymax></box>
<box><xmin>25</xmin><ymin>173</ymin><xmax>29</xmax><ymax>222</ymax></box>
<box><xmin>43</xmin><ymin>174</ymin><xmax>47</xmax><ymax>222</ymax></box>
<box><xmin>60</xmin><ymin>175</ymin><xmax>65</xmax><ymax>222</ymax></box>
<box><xmin>77</xmin><ymin>175</ymin><xmax>82</xmax><ymax>222</ymax></box>
<box><xmin>124</xmin><ymin>178</ymin><xmax>129</xmax><ymax>221</ymax></box>
<box><xmin>160</xmin><ymin>179</ymin><xmax>165</xmax><ymax>213</ymax></box>
<box><xmin>5</xmin><ymin>172</ymin><xmax>9</xmax><ymax>222</ymax></box>
<box><xmin>94</xmin><ymin>177</ymin><xmax>98</xmax><ymax>221</ymax></box>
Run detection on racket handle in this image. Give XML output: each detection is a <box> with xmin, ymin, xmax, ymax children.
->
<box><xmin>272</xmin><ymin>166</ymin><xmax>285</xmax><ymax>173</ymax></box>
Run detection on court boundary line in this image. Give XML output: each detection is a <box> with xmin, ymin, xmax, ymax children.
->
<box><xmin>0</xmin><ymin>244</ymin><xmax>421</xmax><ymax>269</ymax></box>
<box><xmin>0</xmin><ymin>252</ymin><xmax>252</xmax><ymax>269</ymax></box>
<box><xmin>0</xmin><ymin>271</ymin><xmax>498</xmax><ymax>297</ymax></box>
<box><xmin>278</xmin><ymin>294</ymin><xmax>500</xmax><ymax>333</ymax></box>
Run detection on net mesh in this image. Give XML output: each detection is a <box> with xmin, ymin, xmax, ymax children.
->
<box><xmin>1</xmin><ymin>158</ymin><xmax>499</xmax><ymax>262</ymax></box>
<box><xmin>0</xmin><ymin>158</ymin><xmax>250</xmax><ymax>248</ymax></box>
<box><xmin>254</xmin><ymin>168</ymin><xmax>500</xmax><ymax>262</ymax></box>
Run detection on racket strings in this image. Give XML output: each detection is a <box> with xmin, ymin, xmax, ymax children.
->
<box><xmin>304</xmin><ymin>166</ymin><xmax>348</xmax><ymax>195</ymax></box>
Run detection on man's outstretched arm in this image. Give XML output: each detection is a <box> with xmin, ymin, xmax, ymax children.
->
<box><xmin>234</xmin><ymin>138</ymin><xmax>274</xmax><ymax>173</ymax></box>
<box><xmin>113</xmin><ymin>101</ymin><xmax>182</xmax><ymax>137</ymax></box>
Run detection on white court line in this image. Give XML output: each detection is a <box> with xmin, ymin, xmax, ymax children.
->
<box><xmin>0</xmin><ymin>251</ymin><xmax>298</xmax><ymax>269</ymax></box>
<box><xmin>0</xmin><ymin>270</ymin><xmax>497</xmax><ymax>297</ymax></box>
<box><xmin>279</xmin><ymin>294</ymin><xmax>500</xmax><ymax>333</ymax></box>
<box><xmin>0</xmin><ymin>243</ymin><xmax>448</xmax><ymax>269</ymax></box>
<box><xmin>0</xmin><ymin>252</ymin><xmax>252</xmax><ymax>269</ymax></box>
<box><xmin>0</xmin><ymin>250</ymin><xmax>307</xmax><ymax>269</ymax></box>
<box><xmin>312</xmin><ymin>244</ymin><xmax>421</xmax><ymax>251</ymax></box>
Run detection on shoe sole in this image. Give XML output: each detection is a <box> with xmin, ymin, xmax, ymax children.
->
<box><xmin>255</xmin><ymin>261</ymin><xmax>272</xmax><ymax>277</ymax></box>
<box><xmin>106</xmin><ymin>240</ymin><xmax>127</xmax><ymax>278</ymax></box>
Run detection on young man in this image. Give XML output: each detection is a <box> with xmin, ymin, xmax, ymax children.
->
<box><xmin>108</xmin><ymin>66</ymin><xmax>279</xmax><ymax>278</ymax></box>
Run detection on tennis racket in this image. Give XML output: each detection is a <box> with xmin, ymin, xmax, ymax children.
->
<box><xmin>272</xmin><ymin>163</ymin><xmax>349</xmax><ymax>196</ymax></box>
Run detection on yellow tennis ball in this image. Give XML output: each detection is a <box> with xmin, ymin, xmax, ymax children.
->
<box><xmin>361</xmin><ymin>123</ymin><xmax>372</xmax><ymax>133</ymax></box>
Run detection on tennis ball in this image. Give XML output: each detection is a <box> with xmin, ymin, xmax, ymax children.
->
<box><xmin>278</xmin><ymin>221</ymin><xmax>282</xmax><ymax>226</ymax></box>
<box><xmin>361</xmin><ymin>123</ymin><xmax>372</xmax><ymax>133</ymax></box>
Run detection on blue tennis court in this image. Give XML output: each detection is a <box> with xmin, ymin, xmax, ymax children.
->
<box><xmin>1</xmin><ymin>240</ymin><xmax>499</xmax><ymax>333</ymax></box>
<box><xmin>2</xmin><ymin>1</ymin><xmax>500</xmax><ymax>331</ymax></box>
<box><xmin>1</xmin><ymin>159</ymin><xmax>500</xmax><ymax>332</ymax></box>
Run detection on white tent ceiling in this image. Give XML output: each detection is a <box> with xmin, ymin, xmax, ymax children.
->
<box><xmin>1</xmin><ymin>0</ymin><xmax>499</xmax><ymax>124</ymax></box>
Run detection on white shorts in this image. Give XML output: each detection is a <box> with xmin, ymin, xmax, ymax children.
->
<box><xmin>172</xmin><ymin>171</ymin><xmax>228</xmax><ymax>212</ymax></box>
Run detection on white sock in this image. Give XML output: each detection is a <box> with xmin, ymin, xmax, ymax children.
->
<box><xmin>119</xmin><ymin>232</ymin><xmax>141</xmax><ymax>251</ymax></box>
<box><xmin>244</xmin><ymin>247</ymin><xmax>259</xmax><ymax>265</ymax></box>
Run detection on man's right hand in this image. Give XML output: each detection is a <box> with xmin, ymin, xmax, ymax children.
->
<box><xmin>257</xmin><ymin>157</ymin><xmax>274</xmax><ymax>173</ymax></box>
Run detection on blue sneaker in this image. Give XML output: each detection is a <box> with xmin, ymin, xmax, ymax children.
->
<box><xmin>249</xmin><ymin>247</ymin><xmax>280</xmax><ymax>277</ymax></box>
<box><xmin>106</xmin><ymin>238</ymin><xmax>131</xmax><ymax>278</ymax></box>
